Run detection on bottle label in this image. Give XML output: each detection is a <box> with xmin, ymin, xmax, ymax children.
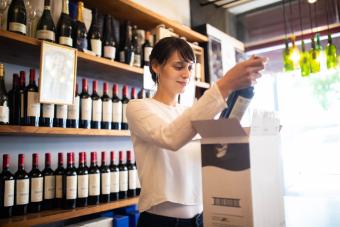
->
<box><xmin>119</xmin><ymin>170</ymin><xmax>128</xmax><ymax>191</ymax></box>
<box><xmin>81</xmin><ymin>98</ymin><xmax>91</xmax><ymax>121</ymax></box>
<box><xmin>16</xmin><ymin>179</ymin><xmax>29</xmax><ymax>205</ymax></box>
<box><xmin>31</xmin><ymin>177</ymin><xmax>43</xmax><ymax>202</ymax></box>
<box><xmin>4</xmin><ymin>180</ymin><xmax>14</xmax><ymax>207</ymax></box>
<box><xmin>37</xmin><ymin>30</ymin><xmax>56</xmax><ymax>42</ymax></box>
<box><xmin>128</xmin><ymin>169</ymin><xmax>137</xmax><ymax>190</ymax></box>
<box><xmin>56</xmin><ymin>175</ymin><xmax>63</xmax><ymax>198</ymax></box>
<box><xmin>102</xmin><ymin>101</ymin><xmax>112</xmax><ymax>122</ymax></box>
<box><xmin>229</xmin><ymin>96</ymin><xmax>252</xmax><ymax>122</ymax></box>
<box><xmin>56</xmin><ymin>105</ymin><xmax>67</xmax><ymax>119</ymax></box>
<box><xmin>119</xmin><ymin>51</ymin><xmax>125</xmax><ymax>63</ymax></box>
<box><xmin>44</xmin><ymin>175</ymin><xmax>56</xmax><ymax>199</ymax></box>
<box><xmin>133</xmin><ymin>54</ymin><xmax>141</xmax><ymax>68</ymax></box>
<box><xmin>59</xmin><ymin>36</ymin><xmax>73</xmax><ymax>47</ymax></box>
<box><xmin>66</xmin><ymin>175</ymin><xmax>77</xmax><ymax>199</ymax></box>
<box><xmin>0</xmin><ymin>105</ymin><xmax>9</xmax><ymax>123</ymax></box>
<box><xmin>20</xmin><ymin>93</ymin><xmax>24</xmax><ymax>118</ymax></box>
<box><xmin>92</xmin><ymin>99</ymin><xmax>102</xmax><ymax>122</ymax></box>
<box><xmin>144</xmin><ymin>47</ymin><xmax>153</xmax><ymax>63</ymax></box>
<box><xmin>112</xmin><ymin>102</ymin><xmax>122</xmax><ymax>123</ymax></box>
<box><xmin>104</xmin><ymin>46</ymin><xmax>116</xmax><ymax>60</ymax></box>
<box><xmin>43</xmin><ymin>103</ymin><xmax>55</xmax><ymax>118</ymax></box>
<box><xmin>129</xmin><ymin>52</ymin><xmax>135</xmax><ymax>66</ymax></box>
<box><xmin>9</xmin><ymin>22</ymin><xmax>26</xmax><ymax>34</ymax></box>
<box><xmin>110</xmin><ymin>171</ymin><xmax>119</xmax><ymax>193</ymax></box>
<box><xmin>27</xmin><ymin>92</ymin><xmax>40</xmax><ymax>117</ymax></box>
<box><xmin>89</xmin><ymin>173</ymin><xmax>100</xmax><ymax>196</ymax></box>
<box><xmin>68</xmin><ymin>96</ymin><xmax>80</xmax><ymax>120</ymax></box>
<box><xmin>101</xmin><ymin>172</ymin><xmax>110</xmax><ymax>195</ymax></box>
<box><xmin>77</xmin><ymin>175</ymin><xmax>89</xmax><ymax>198</ymax></box>
<box><xmin>122</xmin><ymin>103</ymin><xmax>128</xmax><ymax>123</ymax></box>
<box><xmin>91</xmin><ymin>39</ymin><xmax>102</xmax><ymax>57</ymax></box>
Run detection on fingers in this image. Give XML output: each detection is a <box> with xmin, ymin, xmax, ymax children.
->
<box><xmin>246</xmin><ymin>56</ymin><xmax>268</xmax><ymax>68</ymax></box>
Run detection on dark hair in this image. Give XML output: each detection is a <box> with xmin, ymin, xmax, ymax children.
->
<box><xmin>149</xmin><ymin>37</ymin><xmax>195</xmax><ymax>83</ymax></box>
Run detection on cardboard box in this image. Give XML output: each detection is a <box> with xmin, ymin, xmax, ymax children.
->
<box><xmin>193</xmin><ymin>116</ymin><xmax>285</xmax><ymax>227</ymax></box>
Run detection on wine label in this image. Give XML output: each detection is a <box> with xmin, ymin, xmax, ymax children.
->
<box><xmin>133</xmin><ymin>54</ymin><xmax>141</xmax><ymax>67</ymax></box>
<box><xmin>92</xmin><ymin>99</ymin><xmax>102</xmax><ymax>122</ymax></box>
<box><xmin>144</xmin><ymin>47</ymin><xmax>153</xmax><ymax>63</ymax></box>
<box><xmin>129</xmin><ymin>52</ymin><xmax>135</xmax><ymax>66</ymax></box>
<box><xmin>20</xmin><ymin>93</ymin><xmax>24</xmax><ymax>118</ymax></box>
<box><xmin>104</xmin><ymin>46</ymin><xmax>116</xmax><ymax>60</ymax></box>
<box><xmin>4</xmin><ymin>180</ymin><xmax>14</xmax><ymax>207</ymax></box>
<box><xmin>122</xmin><ymin>103</ymin><xmax>128</xmax><ymax>123</ymax></box>
<box><xmin>68</xmin><ymin>96</ymin><xmax>80</xmax><ymax>120</ymax></box>
<box><xmin>56</xmin><ymin>105</ymin><xmax>67</xmax><ymax>119</ymax></box>
<box><xmin>77</xmin><ymin>175</ymin><xmax>89</xmax><ymax>198</ymax></box>
<box><xmin>128</xmin><ymin>169</ymin><xmax>137</xmax><ymax>190</ymax></box>
<box><xmin>30</xmin><ymin>177</ymin><xmax>43</xmax><ymax>202</ymax></box>
<box><xmin>0</xmin><ymin>105</ymin><xmax>9</xmax><ymax>124</ymax></box>
<box><xmin>91</xmin><ymin>39</ymin><xmax>102</xmax><ymax>57</ymax></box>
<box><xmin>89</xmin><ymin>173</ymin><xmax>100</xmax><ymax>196</ymax></box>
<box><xmin>16</xmin><ymin>179</ymin><xmax>29</xmax><ymax>205</ymax></box>
<box><xmin>110</xmin><ymin>171</ymin><xmax>119</xmax><ymax>193</ymax></box>
<box><xmin>9</xmin><ymin>22</ymin><xmax>26</xmax><ymax>34</ymax></box>
<box><xmin>101</xmin><ymin>172</ymin><xmax>110</xmax><ymax>195</ymax></box>
<box><xmin>119</xmin><ymin>170</ymin><xmax>128</xmax><ymax>191</ymax></box>
<box><xmin>37</xmin><ymin>30</ymin><xmax>56</xmax><ymax>42</ymax></box>
<box><xmin>229</xmin><ymin>96</ymin><xmax>252</xmax><ymax>122</ymax></box>
<box><xmin>81</xmin><ymin>98</ymin><xmax>92</xmax><ymax>121</ymax></box>
<box><xmin>119</xmin><ymin>51</ymin><xmax>125</xmax><ymax>63</ymax></box>
<box><xmin>112</xmin><ymin>102</ymin><xmax>122</xmax><ymax>123</ymax></box>
<box><xmin>27</xmin><ymin>92</ymin><xmax>40</xmax><ymax>117</ymax></box>
<box><xmin>66</xmin><ymin>175</ymin><xmax>77</xmax><ymax>199</ymax></box>
<box><xmin>56</xmin><ymin>175</ymin><xmax>63</xmax><ymax>198</ymax></box>
<box><xmin>102</xmin><ymin>101</ymin><xmax>112</xmax><ymax>122</ymax></box>
<box><xmin>59</xmin><ymin>36</ymin><xmax>73</xmax><ymax>47</ymax></box>
<box><xmin>43</xmin><ymin>103</ymin><xmax>55</xmax><ymax>118</ymax></box>
<box><xmin>44</xmin><ymin>175</ymin><xmax>56</xmax><ymax>199</ymax></box>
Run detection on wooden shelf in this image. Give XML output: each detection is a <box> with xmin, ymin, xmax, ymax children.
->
<box><xmin>86</xmin><ymin>0</ymin><xmax>208</xmax><ymax>43</ymax></box>
<box><xmin>0</xmin><ymin>197</ymin><xmax>138</xmax><ymax>227</ymax></box>
<box><xmin>0</xmin><ymin>125</ymin><xmax>130</xmax><ymax>137</ymax></box>
<box><xmin>195</xmin><ymin>81</ymin><xmax>210</xmax><ymax>89</ymax></box>
<box><xmin>0</xmin><ymin>30</ymin><xmax>143</xmax><ymax>86</ymax></box>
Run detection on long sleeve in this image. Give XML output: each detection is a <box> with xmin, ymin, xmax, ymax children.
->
<box><xmin>126</xmin><ymin>84</ymin><xmax>226</xmax><ymax>151</ymax></box>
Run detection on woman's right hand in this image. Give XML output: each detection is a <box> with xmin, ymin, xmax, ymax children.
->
<box><xmin>217</xmin><ymin>55</ymin><xmax>267</xmax><ymax>98</ymax></box>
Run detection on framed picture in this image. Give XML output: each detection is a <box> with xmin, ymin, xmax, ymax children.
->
<box><xmin>39</xmin><ymin>41</ymin><xmax>77</xmax><ymax>105</ymax></box>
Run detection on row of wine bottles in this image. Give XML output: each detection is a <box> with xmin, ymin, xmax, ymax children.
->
<box><xmin>0</xmin><ymin>150</ymin><xmax>140</xmax><ymax>218</ymax></box>
<box><xmin>7</xmin><ymin>0</ymin><xmax>153</xmax><ymax>68</ymax></box>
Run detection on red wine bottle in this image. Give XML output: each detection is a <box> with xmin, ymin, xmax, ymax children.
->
<box><xmin>103</xmin><ymin>14</ymin><xmax>116</xmax><ymax>60</ymax></box>
<box><xmin>142</xmin><ymin>31</ymin><xmax>153</xmax><ymax>67</ymax></box>
<box><xmin>130</xmin><ymin>87</ymin><xmax>137</xmax><ymax>100</ymax></box>
<box><xmin>127</xmin><ymin>150</ymin><xmax>137</xmax><ymax>197</ymax></box>
<box><xmin>120</xmin><ymin>21</ymin><xmax>134</xmax><ymax>65</ymax></box>
<box><xmin>67</xmin><ymin>83</ymin><xmax>80</xmax><ymax>128</ymax></box>
<box><xmin>88</xmin><ymin>152</ymin><xmax>100</xmax><ymax>205</ymax></box>
<box><xmin>14</xmin><ymin>154</ymin><xmax>29</xmax><ymax>216</ymax></box>
<box><xmin>25</xmin><ymin>69</ymin><xmax>40</xmax><ymax>127</ymax></box>
<box><xmin>91</xmin><ymin>80</ymin><xmax>102</xmax><ymax>129</ymax></box>
<box><xmin>19</xmin><ymin>71</ymin><xmax>26</xmax><ymax>125</ymax></box>
<box><xmin>121</xmin><ymin>85</ymin><xmax>129</xmax><ymax>130</ymax></box>
<box><xmin>57</xmin><ymin>0</ymin><xmax>73</xmax><ymax>47</ymax></box>
<box><xmin>7</xmin><ymin>0</ymin><xmax>27</xmax><ymax>35</ymax></box>
<box><xmin>77</xmin><ymin>152</ymin><xmax>88</xmax><ymax>207</ymax></box>
<box><xmin>54</xmin><ymin>104</ymin><xmax>67</xmax><ymax>128</ymax></box>
<box><xmin>42</xmin><ymin>153</ymin><xmax>55</xmax><ymax>210</ymax></box>
<box><xmin>28</xmin><ymin>153</ymin><xmax>43</xmax><ymax>213</ymax></box>
<box><xmin>40</xmin><ymin>103</ymin><xmax>54</xmax><ymax>127</ymax></box>
<box><xmin>118</xmin><ymin>151</ymin><xmax>128</xmax><ymax>199</ymax></box>
<box><xmin>88</xmin><ymin>8</ymin><xmax>102</xmax><ymax>57</ymax></box>
<box><xmin>0</xmin><ymin>64</ymin><xmax>9</xmax><ymax>125</ymax></box>
<box><xmin>36</xmin><ymin>0</ymin><xmax>56</xmax><ymax>42</ymax></box>
<box><xmin>73</xmin><ymin>1</ymin><xmax>88</xmax><ymax>51</ymax></box>
<box><xmin>63</xmin><ymin>152</ymin><xmax>77</xmax><ymax>209</ymax></box>
<box><xmin>100</xmin><ymin>151</ymin><xmax>110</xmax><ymax>203</ymax></box>
<box><xmin>137</xmin><ymin>89</ymin><xmax>146</xmax><ymax>99</ymax></box>
<box><xmin>8</xmin><ymin>73</ymin><xmax>20</xmax><ymax>125</ymax></box>
<box><xmin>54</xmin><ymin>152</ymin><xmax>64</xmax><ymax>208</ymax></box>
<box><xmin>132</xmin><ymin>25</ymin><xmax>141</xmax><ymax>68</ymax></box>
<box><xmin>0</xmin><ymin>154</ymin><xmax>14</xmax><ymax>218</ymax></box>
<box><xmin>80</xmin><ymin>79</ymin><xmax>91</xmax><ymax>129</ymax></box>
<box><xmin>109</xmin><ymin>151</ymin><xmax>119</xmax><ymax>201</ymax></box>
<box><xmin>101</xmin><ymin>82</ymin><xmax>112</xmax><ymax>129</ymax></box>
<box><xmin>112</xmin><ymin>84</ymin><xmax>122</xmax><ymax>130</ymax></box>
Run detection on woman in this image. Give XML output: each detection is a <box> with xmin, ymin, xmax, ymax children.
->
<box><xmin>126</xmin><ymin>37</ymin><xmax>265</xmax><ymax>227</ymax></box>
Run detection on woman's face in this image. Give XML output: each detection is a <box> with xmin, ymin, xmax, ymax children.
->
<box><xmin>152</xmin><ymin>51</ymin><xmax>194</xmax><ymax>95</ymax></box>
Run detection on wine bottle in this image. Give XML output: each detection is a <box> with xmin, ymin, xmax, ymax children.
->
<box><xmin>112</xmin><ymin>84</ymin><xmax>122</xmax><ymax>130</ymax></box>
<box><xmin>80</xmin><ymin>79</ymin><xmax>91</xmax><ymax>129</ymax></box>
<box><xmin>54</xmin><ymin>104</ymin><xmax>67</xmax><ymax>128</ymax></box>
<box><xmin>109</xmin><ymin>151</ymin><xmax>119</xmax><ymax>201</ymax></box>
<box><xmin>25</xmin><ymin>69</ymin><xmax>40</xmax><ymax>127</ymax></box>
<box><xmin>7</xmin><ymin>0</ymin><xmax>27</xmax><ymax>35</ymax></box>
<box><xmin>40</xmin><ymin>103</ymin><xmax>54</xmax><ymax>127</ymax></box>
<box><xmin>136</xmin><ymin>168</ymin><xmax>141</xmax><ymax>196</ymax></box>
<box><xmin>73</xmin><ymin>1</ymin><xmax>88</xmax><ymax>51</ymax></box>
<box><xmin>91</xmin><ymin>80</ymin><xmax>102</xmax><ymax>129</ymax></box>
<box><xmin>28</xmin><ymin>153</ymin><xmax>43</xmax><ymax>213</ymax></box>
<box><xmin>130</xmin><ymin>87</ymin><xmax>137</xmax><ymax>100</ymax></box>
<box><xmin>88</xmin><ymin>8</ymin><xmax>102</xmax><ymax>57</ymax></box>
<box><xmin>326</xmin><ymin>34</ymin><xmax>337</xmax><ymax>69</ymax></box>
<box><xmin>8</xmin><ymin>74</ymin><xmax>20</xmax><ymax>125</ymax></box>
<box><xmin>120</xmin><ymin>21</ymin><xmax>134</xmax><ymax>65</ymax></box>
<box><xmin>36</xmin><ymin>0</ymin><xmax>56</xmax><ymax>42</ymax></box>
<box><xmin>63</xmin><ymin>152</ymin><xmax>77</xmax><ymax>209</ymax></box>
<box><xmin>57</xmin><ymin>0</ymin><xmax>73</xmax><ymax>47</ymax></box>
<box><xmin>77</xmin><ymin>152</ymin><xmax>88</xmax><ymax>207</ymax></box>
<box><xmin>100</xmin><ymin>151</ymin><xmax>110</xmax><ymax>203</ymax></box>
<box><xmin>19</xmin><ymin>71</ymin><xmax>26</xmax><ymax>125</ymax></box>
<box><xmin>127</xmin><ymin>151</ymin><xmax>137</xmax><ymax>197</ymax></box>
<box><xmin>0</xmin><ymin>64</ymin><xmax>9</xmax><ymax>125</ymax></box>
<box><xmin>118</xmin><ymin>151</ymin><xmax>128</xmax><ymax>199</ymax></box>
<box><xmin>101</xmin><ymin>82</ymin><xmax>112</xmax><ymax>130</ymax></box>
<box><xmin>142</xmin><ymin>31</ymin><xmax>153</xmax><ymax>67</ymax></box>
<box><xmin>88</xmin><ymin>152</ymin><xmax>100</xmax><ymax>205</ymax></box>
<box><xmin>0</xmin><ymin>154</ymin><xmax>14</xmax><ymax>218</ymax></box>
<box><xmin>42</xmin><ymin>153</ymin><xmax>55</xmax><ymax>210</ymax></box>
<box><xmin>67</xmin><ymin>83</ymin><xmax>80</xmax><ymax>128</ymax></box>
<box><xmin>54</xmin><ymin>152</ymin><xmax>64</xmax><ymax>208</ymax></box>
<box><xmin>132</xmin><ymin>25</ymin><xmax>141</xmax><ymax>68</ymax></box>
<box><xmin>121</xmin><ymin>85</ymin><xmax>129</xmax><ymax>130</ymax></box>
<box><xmin>137</xmin><ymin>89</ymin><xmax>146</xmax><ymax>99</ymax></box>
<box><xmin>14</xmin><ymin>154</ymin><xmax>29</xmax><ymax>216</ymax></box>
<box><xmin>103</xmin><ymin>14</ymin><xmax>116</xmax><ymax>60</ymax></box>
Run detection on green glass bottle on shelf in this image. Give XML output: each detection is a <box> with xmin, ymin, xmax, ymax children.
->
<box><xmin>283</xmin><ymin>38</ymin><xmax>294</xmax><ymax>72</ymax></box>
<box><xmin>309</xmin><ymin>36</ymin><xmax>320</xmax><ymax>73</ymax></box>
<box><xmin>289</xmin><ymin>35</ymin><xmax>300</xmax><ymax>70</ymax></box>
<box><xmin>299</xmin><ymin>40</ymin><xmax>310</xmax><ymax>77</ymax></box>
<box><xmin>325</xmin><ymin>34</ymin><xmax>337</xmax><ymax>69</ymax></box>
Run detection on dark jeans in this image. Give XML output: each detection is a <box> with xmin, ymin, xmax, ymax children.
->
<box><xmin>137</xmin><ymin>212</ymin><xmax>203</xmax><ymax>227</ymax></box>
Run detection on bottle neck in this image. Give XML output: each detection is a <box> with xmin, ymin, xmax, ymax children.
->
<box><xmin>44</xmin><ymin>0</ymin><xmax>51</xmax><ymax>11</ymax></box>
<box><xmin>62</xmin><ymin>0</ymin><xmax>69</xmax><ymax>14</ymax></box>
<box><xmin>77</xmin><ymin>3</ymin><xmax>84</xmax><ymax>23</ymax></box>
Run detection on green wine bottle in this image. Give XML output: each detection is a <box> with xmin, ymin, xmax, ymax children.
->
<box><xmin>299</xmin><ymin>40</ymin><xmax>310</xmax><ymax>77</ymax></box>
<box><xmin>283</xmin><ymin>38</ymin><xmax>294</xmax><ymax>72</ymax></box>
<box><xmin>289</xmin><ymin>36</ymin><xmax>300</xmax><ymax>70</ymax></box>
<box><xmin>325</xmin><ymin>34</ymin><xmax>337</xmax><ymax>69</ymax></box>
<box><xmin>309</xmin><ymin>36</ymin><xmax>320</xmax><ymax>73</ymax></box>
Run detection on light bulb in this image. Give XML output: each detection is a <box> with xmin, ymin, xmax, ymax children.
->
<box><xmin>308</xmin><ymin>0</ymin><xmax>317</xmax><ymax>3</ymax></box>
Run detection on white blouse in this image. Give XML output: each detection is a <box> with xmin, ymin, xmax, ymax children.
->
<box><xmin>126</xmin><ymin>84</ymin><xmax>227</xmax><ymax>215</ymax></box>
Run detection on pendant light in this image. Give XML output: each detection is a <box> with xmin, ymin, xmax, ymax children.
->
<box><xmin>325</xmin><ymin>0</ymin><xmax>337</xmax><ymax>69</ymax></box>
<box><xmin>282</xmin><ymin>0</ymin><xmax>294</xmax><ymax>72</ymax></box>
<box><xmin>298</xmin><ymin>0</ymin><xmax>310</xmax><ymax>77</ymax></box>
<box><xmin>288</xmin><ymin>0</ymin><xmax>300</xmax><ymax>69</ymax></box>
<box><xmin>309</xmin><ymin>3</ymin><xmax>321</xmax><ymax>73</ymax></box>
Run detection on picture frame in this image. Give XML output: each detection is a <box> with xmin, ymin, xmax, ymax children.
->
<box><xmin>39</xmin><ymin>41</ymin><xmax>77</xmax><ymax>105</ymax></box>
